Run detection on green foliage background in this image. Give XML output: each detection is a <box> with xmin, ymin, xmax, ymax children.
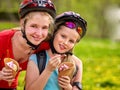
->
<box><xmin>1</xmin><ymin>0</ymin><xmax>120</xmax><ymax>37</ymax></box>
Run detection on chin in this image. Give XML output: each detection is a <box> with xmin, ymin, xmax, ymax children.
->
<box><xmin>58</xmin><ymin>51</ymin><xmax>65</xmax><ymax>54</ymax></box>
<box><xmin>32</xmin><ymin>42</ymin><xmax>40</xmax><ymax>46</ymax></box>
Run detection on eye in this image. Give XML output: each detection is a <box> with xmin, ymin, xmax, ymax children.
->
<box><xmin>61</xmin><ymin>34</ymin><xmax>66</xmax><ymax>38</ymax></box>
<box><xmin>42</xmin><ymin>26</ymin><xmax>49</xmax><ymax>30</ymax></box>
<box><xmin>69</xmin><ymin>39</ymin><xmax>75</xmax><ymax>44</ymax></box>
<box><xmin>31</xmin><ymin>24</ymin><xmax>38</xmax><ymax>28</ymax></box>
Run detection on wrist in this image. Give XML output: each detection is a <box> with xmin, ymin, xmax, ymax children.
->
<box><xmin>68</xmin><ymin>85</ymin><xmax>72</xmax><ymax>90</ymax></box>
<box><xmin>72</xmin><ymin>82</ymin><xmax>82</xmax><ymax>90</ymax></box>
<box><xmin>64</xmin><ymin>84</ymin><xmax>72</xmax><ymax>90</ymax></box>
<box><xmin>44</xmin><ymin>68</ymin><xmax>53</xmax><ymax>74</ymax></box>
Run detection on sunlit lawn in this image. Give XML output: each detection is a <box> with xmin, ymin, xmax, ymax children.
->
<box><xmin>0</xmin><ymin>22</ymin><xmax>120</xmax><ymax>90</ymax></box>
<box><xmin>17</xmin><ymin>38</ymin><xmax>120</xmax><ymax>90</ymax></box>
<box><xmin>0</xmin><ymin>21</ymin><xmax>18</xmax><ymax>30</ymax></box>
<box><xmin>74</xmin><ymin>38</ymin><xmax>120</xmax><ymax>90</ymax></box>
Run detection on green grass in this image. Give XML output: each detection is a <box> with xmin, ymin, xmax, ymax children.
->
<box><xmin>17</xmin><ymin>38</ymin><xmax>120</xmax><ymax>90</ymax></box>
<box><xmin>0</xmin><ymin>22</ymin><xmax>18</xmax><ymax>30</ymax></box>
<box><xmin>74</xmin><ymin>38</ymin><xmax>120</xmax><ymax>90</ymax></box>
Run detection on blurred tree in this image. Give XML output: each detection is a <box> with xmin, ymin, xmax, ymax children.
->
<box><xmin>52</xmin><ymin>0</ymin><xmax>72</xmax><ymax>14</ymax></box>
<box><xmin>1</xmin><ymin>0</ymin><xmax>120</xmax><ymax>38</ymax></box>
<box><xmin>0</xmin><ymin>0</ymin><xmax>19</xmax><ymax>21</ymax></box>
<box><xmin>6</xmin><ymin>0</ymin><xmax>17</xmax><ymax>21</ymax></box>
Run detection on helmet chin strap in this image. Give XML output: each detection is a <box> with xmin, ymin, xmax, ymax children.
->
<box><xmin>49</xmin><ymin>39</ymin><xmax>73</xmax><ymax>55</ymax></box>
<box><xmin>21</xmin><ymin>29</ymin><xmax>39</xmax><ymax>50</ymax></box>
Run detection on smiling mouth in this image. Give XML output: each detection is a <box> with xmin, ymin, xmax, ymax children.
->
<box><xmin>59</xmin><ymin>44</ymin><xmax>66</xmax><ymax>50</ymax></box>
<box><xmin>34</xmin><ymin>38</ymin><xmax>41</xmax><ymax>41</ymax></box>
<box><xmin>32</xmin><ymin>35</ymin><xmax>42</xmax><ymax>41</ymax></box>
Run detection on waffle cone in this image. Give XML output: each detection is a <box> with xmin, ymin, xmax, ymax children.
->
<box><xmin>4</xmin><ymin>58</ymin><xmax>20</xmax><ymax>86</ymax></box>
<box><xmin>58</xmin><ymin>62</ymin><xmax>75</xmax><ymax>79</ymax></box>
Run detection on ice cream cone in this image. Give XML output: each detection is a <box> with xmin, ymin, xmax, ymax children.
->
<box><xmin>58</xmin><ymin>62</ymin><xmax>75</xmax><ymax>79</ymax></box>
<box><xmin>4</xmin><ymin>58</ymin><xmax>20</xmax><ymax>86</ymax></box>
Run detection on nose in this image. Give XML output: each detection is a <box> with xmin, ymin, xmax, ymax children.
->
<box><xmin>36</xmin><ymin>28</ymin><xmax>42</xmax><ymax>36</ymax></box>
<box><xmin>63</xmin><ymin>39</ymin><xmax>69</xmax><ymax>45</ymax></box>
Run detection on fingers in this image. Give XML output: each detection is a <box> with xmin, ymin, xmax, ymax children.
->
<box><xmin>58</xmin><ymin>76</ymin><xmax>72</xmax><ymax>89</ymax></box>
<box><xmin>19</xmin><ymin>67</ymin><xmax>22</xmax><ymax>71</ymax></box>
<box><xmin>58</xmin><ymin>76</ymin><xmax>70</xmax><ymax>84</ymax></box>
<box><xmin>2</xmin><ymin>67</ymin><xmax>12</xmax><ymax>74</ymax></box>
<box><xmin>0</xmin><ymin>67</ymin><xmax>14</xmax><ymax>82</ymax></box>
<box><xmin>47</xmin><ymin>55</ymin><xmax>62</xmax><ymax>71</ymax></box>
<box><xmin>46</xmin><ymin>54</ymin><xmax>67</xmax><ymax>72</ymax></box>
<box><xmin>61</xmin><ymin>54</ymin><xmax>67</xmax><ymax>62</ymax></box>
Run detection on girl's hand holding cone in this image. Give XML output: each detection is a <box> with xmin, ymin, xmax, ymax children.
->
<box><xmin>0</xmin><ymin>66</ymin><xmax>15</xmax><ymax>86</ymax></box>
<box><xmin>3</xmin><ymin>58</ymin><xmax>20</xmax><ymax>86</ymax></box>
<box><xmin>58</xmin><ymin>62</ymin><xmax>75</xmax><ymax>90</ymax></box>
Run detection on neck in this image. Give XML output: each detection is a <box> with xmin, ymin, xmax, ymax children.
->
<box><xmin>47</xmin><ymin>49</ymin><xmax>54</xmax><ymax>58</ymax></box>
<box><xmin>12</xmin><ymin>31</ymin><xmax>34</xmax><ymax>62</ymax></box>
<box><xmin>13</xmin><ymin>31</ymin><xmax>32</xmax><ymax>49</ymax></box>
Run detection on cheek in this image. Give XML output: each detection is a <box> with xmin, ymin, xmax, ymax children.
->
<box><xmin>44</xmin><ymin>31</ymin><xmax>49</xmax><ymax>37</ymax></box>
<box><xmin>53</xmin><ymin>37</ymin><xmax>57</xmax><ymax>45</ymax></box>
<box><xmin>25</xmin><ymin>28</ymin><xmax>33</xmax><ymax>36</ymax></box>
<box><xmin>69</xmin><ymin>44</ymin><xmax>75</xmax><ymax>50</ymax></box>
<box><xmin>25</xmin><ymin>24</ymin><xmax>33</xmax><ymax>33</ymax></box>
<box><xmin>53</xmin><ymin>36</ymin><xmax>60</xmax><ymax>46</ymax></box>
<box><xmin>55</xmin><ymin>34</ymin><xmax>62</xmax><ymax>41</ymax></box>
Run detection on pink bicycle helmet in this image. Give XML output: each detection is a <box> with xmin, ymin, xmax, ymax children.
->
<box><xmin>55</xmin><ymin>11</ymin><xmax>87</xmax><ymax>38</ymax></box>
<box><xmin>19</xmin><ymin>0</ymin><xmax>56</xmax><ymax>18</ymax></box>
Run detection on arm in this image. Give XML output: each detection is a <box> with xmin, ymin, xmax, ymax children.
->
<box><xmin>72</xmin><ymin>55</ymin><xmax>83</xmax><ymax>82</ymax></box>
<box><xmin>25</xmin><ymin>54</ymin><xmax>61</xmax><ymax>90</ymax></box>
<box><xmin>72</xmin><ymin>55</ymin><xmax>83</xmax><ymax>90</ymax></box>
<box><xmin>25</xmin><ymin>60</ymin><xmax>52</xmax><ymax>90</ymax></box>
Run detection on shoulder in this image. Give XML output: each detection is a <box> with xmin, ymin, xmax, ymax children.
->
<box><xmin>29</xmin><ymin>54</ymin><xmax>37</xmax><ymax>64</ymax></box>
<box><xmin>0</xmin><ymin>29</ymin><xmax>17</xmax><ymax>43</ymax></box>
<box><xmin>0</xmin><ymin>29</ymin><xmax>16</xmax><ymax>53</ymax></box>
<box><xmin>0</xmin><ymin>29</ymin><xmax>16</xmax><ymax>36</ymax></box>
<box><xmin>70</xmin><ymin>55</ymin><xmax>82</xmax><ymax>66</ymax></box>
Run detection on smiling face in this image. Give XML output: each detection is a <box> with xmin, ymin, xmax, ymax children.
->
<box><xmin>53</xmin><ymin>26</ymin><xmax>80</xmax><ymax>53</ymax></box>
<box><xmin>21</xmin><ymin>12</ymin><xmax>53</xmax><ymax>45</ymax></box>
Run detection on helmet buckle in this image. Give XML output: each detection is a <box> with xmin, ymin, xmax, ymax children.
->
<box><xmin>34</xmin><ymin>0</ymin><xmax>44</xmax><ymax>6</ymax></box>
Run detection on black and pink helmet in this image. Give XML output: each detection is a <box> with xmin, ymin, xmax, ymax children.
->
<box><xmin>55</xmin><ymin>11</ymin><xmax>87</xmax><ymax>38</ymax></box>
<box><xmin>19</xmin><ymin>0</ymin><xmax>56</xmax><ymax>18</ymax></box>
